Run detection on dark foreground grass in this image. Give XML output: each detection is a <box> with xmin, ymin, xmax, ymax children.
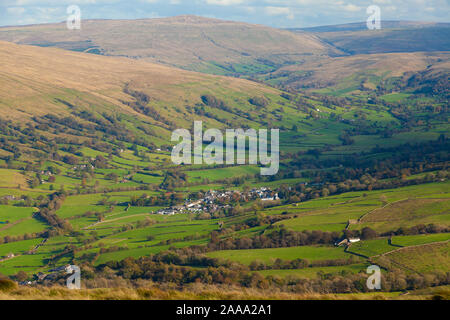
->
<box><xmin>0</xmin><ymin>283</ymin><xmax>449</xmax><ymax>300</ymax></box>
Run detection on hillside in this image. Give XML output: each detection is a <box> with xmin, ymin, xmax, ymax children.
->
<box><xmin>295</xmin><ymin>21</ymin><xmax>450</xmax><ymax>33</ymax></box>
<box><xmin>0</xmin><ymin>40</ymin><xmax>397</xmax><ymax>157</ymax></box>
<box><xmin>0</xmin><ymin>15</ymin><xmax>336</xmax><ymax>76</ymax></box>
<box><xmin>2</xmin><ymin>17</ymin><xmax>447</xmax><ymax>93</ymax></box>
<box><xmin>291</xmin><ymin>22</ymin><xmax>450</xmax><ymax>55</ymax></box>
<box><xmin>0</xmin><ymin>40</ymin><xmax>288</xmax><ymax>135</ymax></box>
<box><xmin>277</xmin><ymin>22</ymin><xmax>450</xmax><ymax>92</ymax></box>
<box><xmin>262</xmin><ymin>51</ymin><xmax>450</xmax><ymax>93</ymax></box>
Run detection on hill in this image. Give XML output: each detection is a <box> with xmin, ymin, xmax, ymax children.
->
<box><xmin>262</xmin><ymin>51</ymin><xmax>449</xmax><ymax>94</ymax></box>
<box><xmin>294</xmin><ymin>21</ymin><xmax>450</xmax><ymax>33</ymax></box>
<box><xmin>0</xmin><ymin>15</ymin><xmax>336</xmax><ymax>76</ymax></box>
<box><xmin>290</xmin><ymin>22</ymin><xmax>450</xmax><ymax>55</ymax></box>
<box><xmin>279</xmin><ymin>21</ymin><xmax>450</xmax><ymax>93</ymax></box>
<box><xmin>2</xmin><ymin>17</ymin><xmax>447</xmax><ymax>94</ymax></box>
<box><xmin>0</xmin><ymin>40</ymin><xmax>287</xmax><ymax>133</ymax></box>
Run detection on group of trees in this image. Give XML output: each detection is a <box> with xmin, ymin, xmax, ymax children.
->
<box><xmin>208</xmin><ymin>228</ymin><xmax>341</xmax><ymax>251</ymax></box>
<box><xmin>90</xmin><ymin>251</ymin><xmax>450</xmax><ymax>294</ymax></box>
<box><xmin>36</xmin><ymin>192</ymin><xmax>72</xmax><ymax>234</ymax></box>
<box><xmin>381</xmin><ymin>224</ymin><xmax>450</xmax><ymax>237</ymax></box>
<box><xmin>249</xmin><ymin>256</ymin><xmax>360</xmax><ymax>272</ymax></box>
<box><xmin>160</xmin><ymin>170</ymin><xmax>187</xmax><ymax>190</ymax></box>
<box><xmin>130</xmin><ymin>192</ymin><xmax>184</xmax><ymax>207</ymax></box>
<box><xmin>123</xmin><ymin>85</ymin><xmax>175</xmax><ymax>129</ymax></box>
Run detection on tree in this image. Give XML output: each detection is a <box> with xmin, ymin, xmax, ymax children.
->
<box><xmin>15</xmin><ymin>271</ymin><xmax>28</xmax><ymax>282</ymax></box>
<box><xmin>62</xmin><ymin>155</ymin><xmax>79</xmax><ymax>165</ymax></box>
<box><xmin>95</xmin><ymin>212</ymin><xmax>105</xmax><ymax>222</ymax></box>
<box><xmin>249</xmin><ymin>96</ymin><xmax>269</xmax><ymax>108</ymax></box>
<box><xmin>106</xmin><ymin>172</ymin><xmax>119</xmax><ymax>183</ymax></box>
<box><xmin>321</xmin><ymin>188</ymin><xmax>330</xmax><ymax>197</ymax></box>
<box><xmin>361</xmin><ymin>227</ymin><xmax>377</xmax><ymax>240</ymax></box>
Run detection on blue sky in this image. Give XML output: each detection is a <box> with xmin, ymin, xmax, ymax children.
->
<box><xmin>0</xmin><ymin>0</ymin><xmax>449</xmax><ymax>28</ymax></box>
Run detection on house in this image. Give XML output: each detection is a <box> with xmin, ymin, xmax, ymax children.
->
<box><xmin>261</xmin><ymin>194</ymin><xmax>279</xmax><ymax>201</ymax></box>
<box><xmin>36</xmin><ymin>272</ymin><xmax>47</xmax><ymax>281</ymax></box>
<box><xmin>335</xmin><ymin>238</ymin><xmax>361</xmax><ymax>246</ymax></box>
<box><xmin>335</xmin><ymin>239</ymin><xmax>349</xmax><ymax>247</ymax></box>
<box><xmin>65</xmin><ymin>265</ymin><xmax>76</xmax><ymax>274</ymax></box>
<box><xmin>187</xmin><ymin>200</ymin><xmax>202</xmax><ymax>208</ymax></box>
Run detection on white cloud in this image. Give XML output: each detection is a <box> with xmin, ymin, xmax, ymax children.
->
<box><xmin>205</xmin><ymin>0</ymin><xmax>245</xmax><ymax>6</ymax></box>
<box><xmin>265</xmin><ymin>6</ymin><xmax>294</xmax><ymax>19</ymax></box>
<box><xmin>0</xmin><ymin>0</ymin><xmax>449</xmax><ymax>28</ymax></box>
<box><xmin>7</xmin><ymin>7</ymin><xmax>26</xmax><ymax>15</ymax></box>
<box><xmin>342</xmin><ymin>3</ymin><xmax>361</xmax><ymax>12</ymax></box>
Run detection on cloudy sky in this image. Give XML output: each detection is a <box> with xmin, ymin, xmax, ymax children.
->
<box><xmin>0</xmin><ymin>0</ymin><xmax>449</xmax><ymax>28</ymax></box>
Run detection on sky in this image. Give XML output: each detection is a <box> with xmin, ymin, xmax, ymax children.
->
<box><xmin>0</xmin><ymin>0</ymin><xmax>449</xmax><ymax>28</ymax></box>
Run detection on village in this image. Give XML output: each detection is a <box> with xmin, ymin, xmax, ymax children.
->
<box><xmin>156</xmin><ymin>187</ymin><xmax>280</xmax><ymax>216</ymax></box>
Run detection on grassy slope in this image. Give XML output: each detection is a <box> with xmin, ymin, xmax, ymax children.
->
<box><xmin>0</xmin><ymin>40</ymin><xmax>278</xmax><ymax>126</ymax></box>
<box><xmin>206</xmin><ymin>246</ymin><xmax>352</xmax><ymax>265</ymax></box>
<box><xmin>1</xmin><ymin>284</ymin><xmax>449</xmax><ymax>300</ymax></box>
<box><xmin>374</xmin><ymin>242</ymin><xmax>450</xmax><ymax>274</ymax></box>
<box><xmin>265</xmin><ymin>51</ymin><xmax>449</xmax><ymax>93</ymax></box>
<box><xmin>310</xmin><ymin>26</ymin><xmax>450</xmax><ymax>55</ymax></box>
<box><xmin>0</xmin><ymin>16</ymin><xmax>333</xmax><ymax>75</ymax></box>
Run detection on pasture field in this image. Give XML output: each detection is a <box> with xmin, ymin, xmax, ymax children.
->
<box><xmin>185</xmin><ymin>165</ymin><xmax>260</xmax><ymax>183</ymax></box>
<box><xmin>271</xmin><ymin>181</ymin><xmax>449</xmax><ymax>234</ymax></box>
<box><xmin>0</xmin><ymin>218</ymin><xmax>48</xmax><ymax>237</ymax></box>
<box><xmin>0</xmin><ymin>169</ymin><xmax>28</xmax><ymax>188</ymax></box>
<box><xmin>0</xmin><ymin>206</ymin><xmax>37</xmax><ymax>224</ymax></box>
<box><xmin>347</xmin><ymin>238</ymin><xmax>395</xmax><ymax>258</ymax></box>
<box><xmin>206</xmin><ymin>245</ymin><xmax>352</xmax><ymax>265</ymax></box>
<box><xmin>374</xmin><ymin>242</ymin><xmax>450</xmax><ymax>274</ymax></box>
<box><xmin>0</xmin><ymin>177</ymin><xmax>447</xmax><ymax>281</ymax></box>
<box><xmin>0</xmin><ymin>253</ymin><xmax>47</xmax><ymax>276</ymax></box>
<box><xmin>392</xmin><ymin>234</ymin><xmax>450</xmax><ymax>247</ymax></box>
<box><xmin>0</xmin><ymin>238</ymin><xmax>43</xmax><ymax>257</ymax></box>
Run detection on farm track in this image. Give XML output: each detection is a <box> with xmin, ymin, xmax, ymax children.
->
<box><xmin>358</xmin><ymin>198</ymin><xmax>409</xmax><ymax>223</ymax></box>
<box><xmin>83</xmin><ymin>213</ymin><xmax>150</xmax><ymax>230</ymax></box>
<box><xmin>0</xmin><ymin>217</ymin><xmax>28</xmax><ymax>232</ymax></box>
<box><xmin>0</xmin><ymin>255</ymin><xmax>18</xmax><ymax>263</ymax></box>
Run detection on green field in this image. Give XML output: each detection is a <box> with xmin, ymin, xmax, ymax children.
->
<box><xmin>206</xmin><ymin>245</ymin><xmax>352</xmax><ymax>265</ymax></box>
<box><xmin>347</xmin><ymin>238</ymin><xmax>395</xmax><ymax>257</ymax></box>
<box><xmin>374</xmin><ymin>242</ymin><xmax>450</xmax><ymax>274</ymax></box>
<box><xmin>392</xmin><ymin>234</ymin><xmax>450</xmax><ymax>247</ymax></box>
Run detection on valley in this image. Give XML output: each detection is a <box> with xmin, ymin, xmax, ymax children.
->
<box><xmin>0</xmin><ymin>16</ymin><xmax>448</xmax><ymax>300</ymax></box>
